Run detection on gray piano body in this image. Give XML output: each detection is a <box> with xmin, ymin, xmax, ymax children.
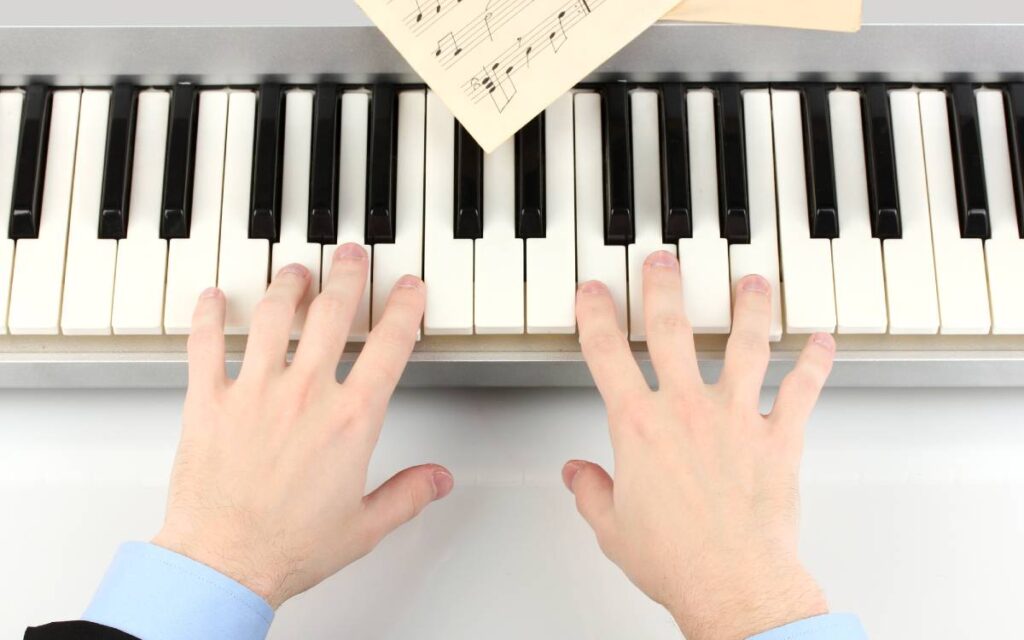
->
<box><xmin>0</xmin><ymin>2</ymin><xmax>1023</xmax><ymax>388</ymax></box>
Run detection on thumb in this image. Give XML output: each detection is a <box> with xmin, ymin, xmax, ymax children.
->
<box><xmin>360</xmin><ymin>464</ymin><xmax>454</xmax><ymax>549</ymax></box>
<box><xmin>562</xmin><ymin>460</ymin><xmax>616</xmax><ymax>545</ymax></box>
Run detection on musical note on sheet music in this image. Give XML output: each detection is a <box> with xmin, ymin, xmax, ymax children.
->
<box><xmin>359</xmin><ymin>0</ymin><xmax>678</xmax><ymax>152</ymax></box>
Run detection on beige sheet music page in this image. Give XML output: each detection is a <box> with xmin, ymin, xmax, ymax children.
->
<box><xmin>356</xmin><ymin>0</ymin><xmax>678</xmax><ymax>152</ymax></box>
<box><xmin>664</xmin><ymin>0</ymin><xmax>861</xmax><ymax>32</ymax></box>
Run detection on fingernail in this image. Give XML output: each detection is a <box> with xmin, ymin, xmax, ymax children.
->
<box><xmin>812</xmin><ymin>332</ymin><xmax>836</xmax><ymax>353</ymax></box>
<box><xmin>334</xmin><ymin>243</ymin><xmax>368</xmax><ymax>262</ymax></box>
<box><xmin>200</xmin><ymin>287</ymin><xmax>222</xmax><ymax>299</ymax></box>
<box><xmin>562</xmin><ymin>461</ymin><xmax>585</xmax><ymax>492</ymax></box>
<box><xmin>645</xmin><ymin>250</ymin><xmax>678</xmax><ymax>269</ymax></box>
<box><xmin>395</xmin><ymin>274</ymin><xmax>422</xmax><ymax>289</ymax></box>
<box><xmin>741</xmin><ymin>275</ymin><xmax>770</xmax><ymax>294</ymax></box>
<box><xmin>578</xmin><ymin>281</ymin><xmax>606</xmax><ymax>295</ymax></box>
<box><xmin>278</xmin><ymin>263</ymin><xmax>310</xmax><ymax>279</ymax></box>
<box><xmin>431</xmin><ymin>469</ymin><xmax>454</xmax><ymax>500</ymax></box>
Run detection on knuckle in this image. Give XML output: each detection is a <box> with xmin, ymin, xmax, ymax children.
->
<box><xmin>310</xmin><ymin>292</ymin><xmax>348</xmax><ymax>318</ymax></box>
<box><xmin>649</xmin><ymin>310</ymin><xmax>692</xmax><ymax>336</ymax></box>
<box><xmin>782</xmin><ymin>369</ymin><xmax>822</xmax><ymax>398</ymax></box>
<box><xmin>730</xmin><ymin>330</ymin><xmax>769</xmax><ymax>358</ymax></box>
<box><xmin>372</xmin><ymin>321</ymin><xmax>414</xmax><ymax>349</ymax></box>
<box><xmin>608</xmin><ymin>394</ymin><xmax>651</xmax><ymax>430</ymax></box>
<box><xmin>187</xmin><ymin>327</ymin><xmax>214</xmax><ymax>351</ymax></box>
<box><xmin>255</xmin><ymin>296</ymin><xmax>292</xmax><ymax>320</ymax></box>
<box><xmin>582</xmin><ymin>330</ymin><xmax>624</xmax><ymax>356</ymax></box>
<box><xmin>341</xmin><ymin>391</ymin><xmax>375</xmax><ymax>419</ymax></box>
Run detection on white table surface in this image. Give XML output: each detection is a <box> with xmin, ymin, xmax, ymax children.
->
<box><xmin>3</xmin><ymin>386</ymin><xmax>1024</xmax><ymax>639</ymax></box>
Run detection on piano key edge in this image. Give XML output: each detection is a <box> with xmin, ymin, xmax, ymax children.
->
<box><xmin>1</xmin><ymin>334</ymin><xmax>1024</xmax><ymax>388</ymax></box>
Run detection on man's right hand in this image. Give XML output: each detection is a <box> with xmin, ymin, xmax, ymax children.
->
<box><xmin>564</xmin><ymin>250</ymin><xmax>836</xmax><ymax>640</ymax></box>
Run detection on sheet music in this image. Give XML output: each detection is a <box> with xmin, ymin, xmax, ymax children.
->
<box><xmin>357</xmin><ymin>0</ymin><xmax>679</xmax><ymax>152</ymax></box>
<box><xmin>663</xmin><ymin>0</ymin><xmax>861</xmax><ymax>33</ymax></box>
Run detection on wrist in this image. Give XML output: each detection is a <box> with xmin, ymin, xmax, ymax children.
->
<box><xmin>669</xmin><ymin>562</ymin><xmax>828</xmax><ymax>640</ymax></box>
<box><xmin>152</xmin><ymin>528</ymin><xmax>292</xmax><ymax>609</ymax></box>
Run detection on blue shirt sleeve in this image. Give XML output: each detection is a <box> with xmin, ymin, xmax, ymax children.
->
<box><xmin>747</xmin><ymin>613</ymin><xmax>867</xmax><ymax>640</ymax></box>
<box><xmin>82</xmin><ymin>542</ymin><xmax>274</xmax><ymax>640</ymax></box>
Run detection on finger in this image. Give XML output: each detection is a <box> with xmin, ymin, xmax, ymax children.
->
<box><xmin>576</xmin><ymin>281</ymin><xmax>650</xmax><ymax>414</ymax></box>
<box><xmin>562</xmin><ymin>460</ymin><xmax>617</xmax><ymax>548</ymax></box>
<box><xmin>770</xmin><ymin>333</ymin><xmax>836</xmax><ymax>433</ymax></box>
<box><xmin>187</xmin><ymin>287</ymin><xmax>227</xmax><ymax>393</ymax></box>
<box><xmin>359</xmin><ymin>464</ymin><xmax>453</xmax><ymax>552</ymax></box>
<box><xmin>344</xmin><ymin>275</ymin><xmax>425</xmax><ymax>406</ymax></box>
<box><xmin>719</xmin><ymin>275</ymin><xmax>773</xmax><ymax>402</ymax></box>
<box><xmin>239</xmin><ymin>264</ymin><xmax>311</xmax><ymax>381</ymax></box>
<box><xmin>292</xmin><ymin>244</ymin><xmax>370</xmax><ymax>378</ymax></box>
<box><xmin>642</xmin><ymin>251</ymin><xmax>702</xmax><ymax>392</ymax></box>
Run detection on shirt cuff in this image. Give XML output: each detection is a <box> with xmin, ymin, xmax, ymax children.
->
<box><xmin>83</xmin><ymin>542</ymin><xmax>274</xmax><ymax>640</ymax></box>
<box><xmin>747</xmin><ymin>613</ymin><xmax>867</xmax><ymax>640</ymax></box>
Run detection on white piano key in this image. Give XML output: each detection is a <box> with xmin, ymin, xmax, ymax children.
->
<box><xmin>976</xmin><ymin>89</ymin><xmax>1024</xmax><ymax>334</ymax></box>
<box><xmin>322</xmin><ymin>91</ymin><xmax>370</xmax><ymax>341</ymax></box>
<box><xmin>273</xmin><ymin>89</ymin><xmax>322</xmax><ymax>340</ymax></box>
<box><xmin>828</xmin><ymin>89</ymin><xmax>888</xmax><ymax>334</ymax></box>
<box><xmin>61</xmin><ymin>90</ymin><xmax>116</xmax><ymax>335</ymax></box>
<box><xmin>771</xmin><ymin>89</ymin><xmax>837</xmax><ymax>334</ymax></box>
<box><xmin>728</xmin><ymin>89</ymin><xmax>782</xmax><ymax>341</ymax></box>
<box><xmin>475</xmin><ymin>137</ymin><xmax>524</xmax><ymax>334</ymax></box>
<box><xmin>918</xmin><ymin>89</ymin><xmax>991</xmax><ymax>335</ymax></box>
<box><xmin>0</xmin><ymin>90</ymin><xmax>24</xmax><ymax>335</ymax></box>
<box><xmin>164</xmin><ymin>90</ymin><xmax>229</xmax><ymax>334</ymax></box>
<box><xmin>526</xmin><ymin>94</ymin><xmax>577</xmax><ymax>334</ymax></box>
<box><xmin>112</xmin><ymin>90</ymin><xmax>170</xmax><ymax>335</ymax></box>
<box><xmin>574</xmin><ymin>92</ymin><xmax>627</xmax><ymax>332</ymax></box>
<box><xmin>372</xmin><ymin>90</ymin><xmax>425</xmax><ymax>329</ymax></box>
<box><xmin>423</xmin><ymin>91</ymin><xmax>474</xmax><ymax>335</ymax></box>
<box><xmin>217</xmin><ymin>91</ymin><xmax>269</xmax><ymax>335</ymax></box>
<box><xmin>8</xmin><ymin>90</ymin><xmax>81</xmax><ymax>335</ymax></box>
<box><xmin>679</xmin><ymin>89</ymin><xmax>731</xmax><ymax>334</ymax></box>
<box><xmin>885</xmin><ymin>90</ymin><xmax>940</xmax><ymax>335</ymax></box>
<box><xmin>628</xmin><ymin>89</ymin><xmax>676</xmax><ymax>342</ymax></box>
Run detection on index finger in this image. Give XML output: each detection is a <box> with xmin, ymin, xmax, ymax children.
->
<box><xmin>576</xmin><ymin>280</ymin><xmax>650</xmax><ymax>414</ymax></box>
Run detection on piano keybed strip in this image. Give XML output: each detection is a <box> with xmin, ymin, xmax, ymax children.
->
<box><xmin>2</xmin><ymin>81</ymin><xmax>1024</xmax><ymax>392</ymax></box>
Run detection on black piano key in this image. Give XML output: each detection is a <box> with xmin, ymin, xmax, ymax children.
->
<box><xmin>366</xmin><ymin>84</ymin><xmax>397</xmax><ymax>244</ymax></box>
<box><xmin>515</xmin><ymin>112</ymin><xmax>545</xmax><ymax>239</ymax></box>
<box><xmin>9</xmin><ymin>85</ymin><xmax>52</xmax><ymax>240</ymax></box>
<box><xmin>160</xmin><ymin>84</ymin><xmax>199</xmax><ymax>239</ymax></box>
<box><xmin>308</xmin><ymin>84</ymin><xmax>340</xmax><ymax>244</ymax></box>
<box><xmin>658</xmin><ymin>84</ymin><xmax>692</xmax><ymax>242</ymax></box>
<box><xmin>250</xmin><ymin>84</ymin><xmax>286</xmax><ymax>241</ymax></box>
<box><xmin>801</xmin><ymin>86</ymin><xmax>840</xmax><ymax>239</ymax></box>
<box><xmin>948</xmin><ymin>84</ymin><xmax>990</xmax><ymax>239</ymax></box>
<box><xmin>600</xmin><ymin>84</ymin><xmax>634</xmax><ymax>245</ymax></box>
<box><xmin>714</xmin><ymin>84</ymin><xmax>751</xmax><ymax>245</ymax></box>
<box><xmin>1007</xmin><ymin>84</ymin><xmax>1024</xmax><ymax>238</ymax></box>
<box><xmin>98</xmin><ymin>85</ymin><xmax>138</xmax><ymax>240</ymax></box>
<box><xmin>861</xmin><ymin>84</ymin><xmax>902</xmax><ymax>240</ymax></box>
<box><xmin>454</xmin><ymin>122</ymin><xmax>484</xmax><ymax>239</ymax></box>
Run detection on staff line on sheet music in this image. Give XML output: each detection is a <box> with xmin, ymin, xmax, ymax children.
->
<box><xmin>462</xmin><ymin>0</ymin><xmax>603</xmax><ymax>108</ymax></box>
<box><xmin>434</xmin><ymin>0</ymin><xmax>537</xmax><ymax>70</ymax></box>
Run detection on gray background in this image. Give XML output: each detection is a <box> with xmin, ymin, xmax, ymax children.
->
<box><xmin>2</xmin><ymin>1</ymin><xmax>1024</xmax><ymax>639</ymax></box>
<box><xmin>0</xmin><ymin>0</ymin><xmax>1021</xmax><ymax>26</ymax></box>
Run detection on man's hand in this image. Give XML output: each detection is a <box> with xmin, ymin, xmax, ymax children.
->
<box><xmin>152</xmin><ymin>244</ymin><xmax>453</xmax><ymax>609</ymax></box>
<box><xmin>565</xmin><ymin>251</ymin><xmax>835</xmax><ymax>640</ymax></box>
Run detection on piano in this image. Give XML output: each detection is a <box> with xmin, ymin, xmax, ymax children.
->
<box><xmin>2</xmin><ymin>7</ymin><xmax>1024</xmax><ymax>388</ymax></box>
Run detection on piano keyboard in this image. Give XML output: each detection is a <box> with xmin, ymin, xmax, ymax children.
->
<box><xmin>3</xmin><ymin>82</ymin><xmax>1024</xmax><ymax>342</ymax></box>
